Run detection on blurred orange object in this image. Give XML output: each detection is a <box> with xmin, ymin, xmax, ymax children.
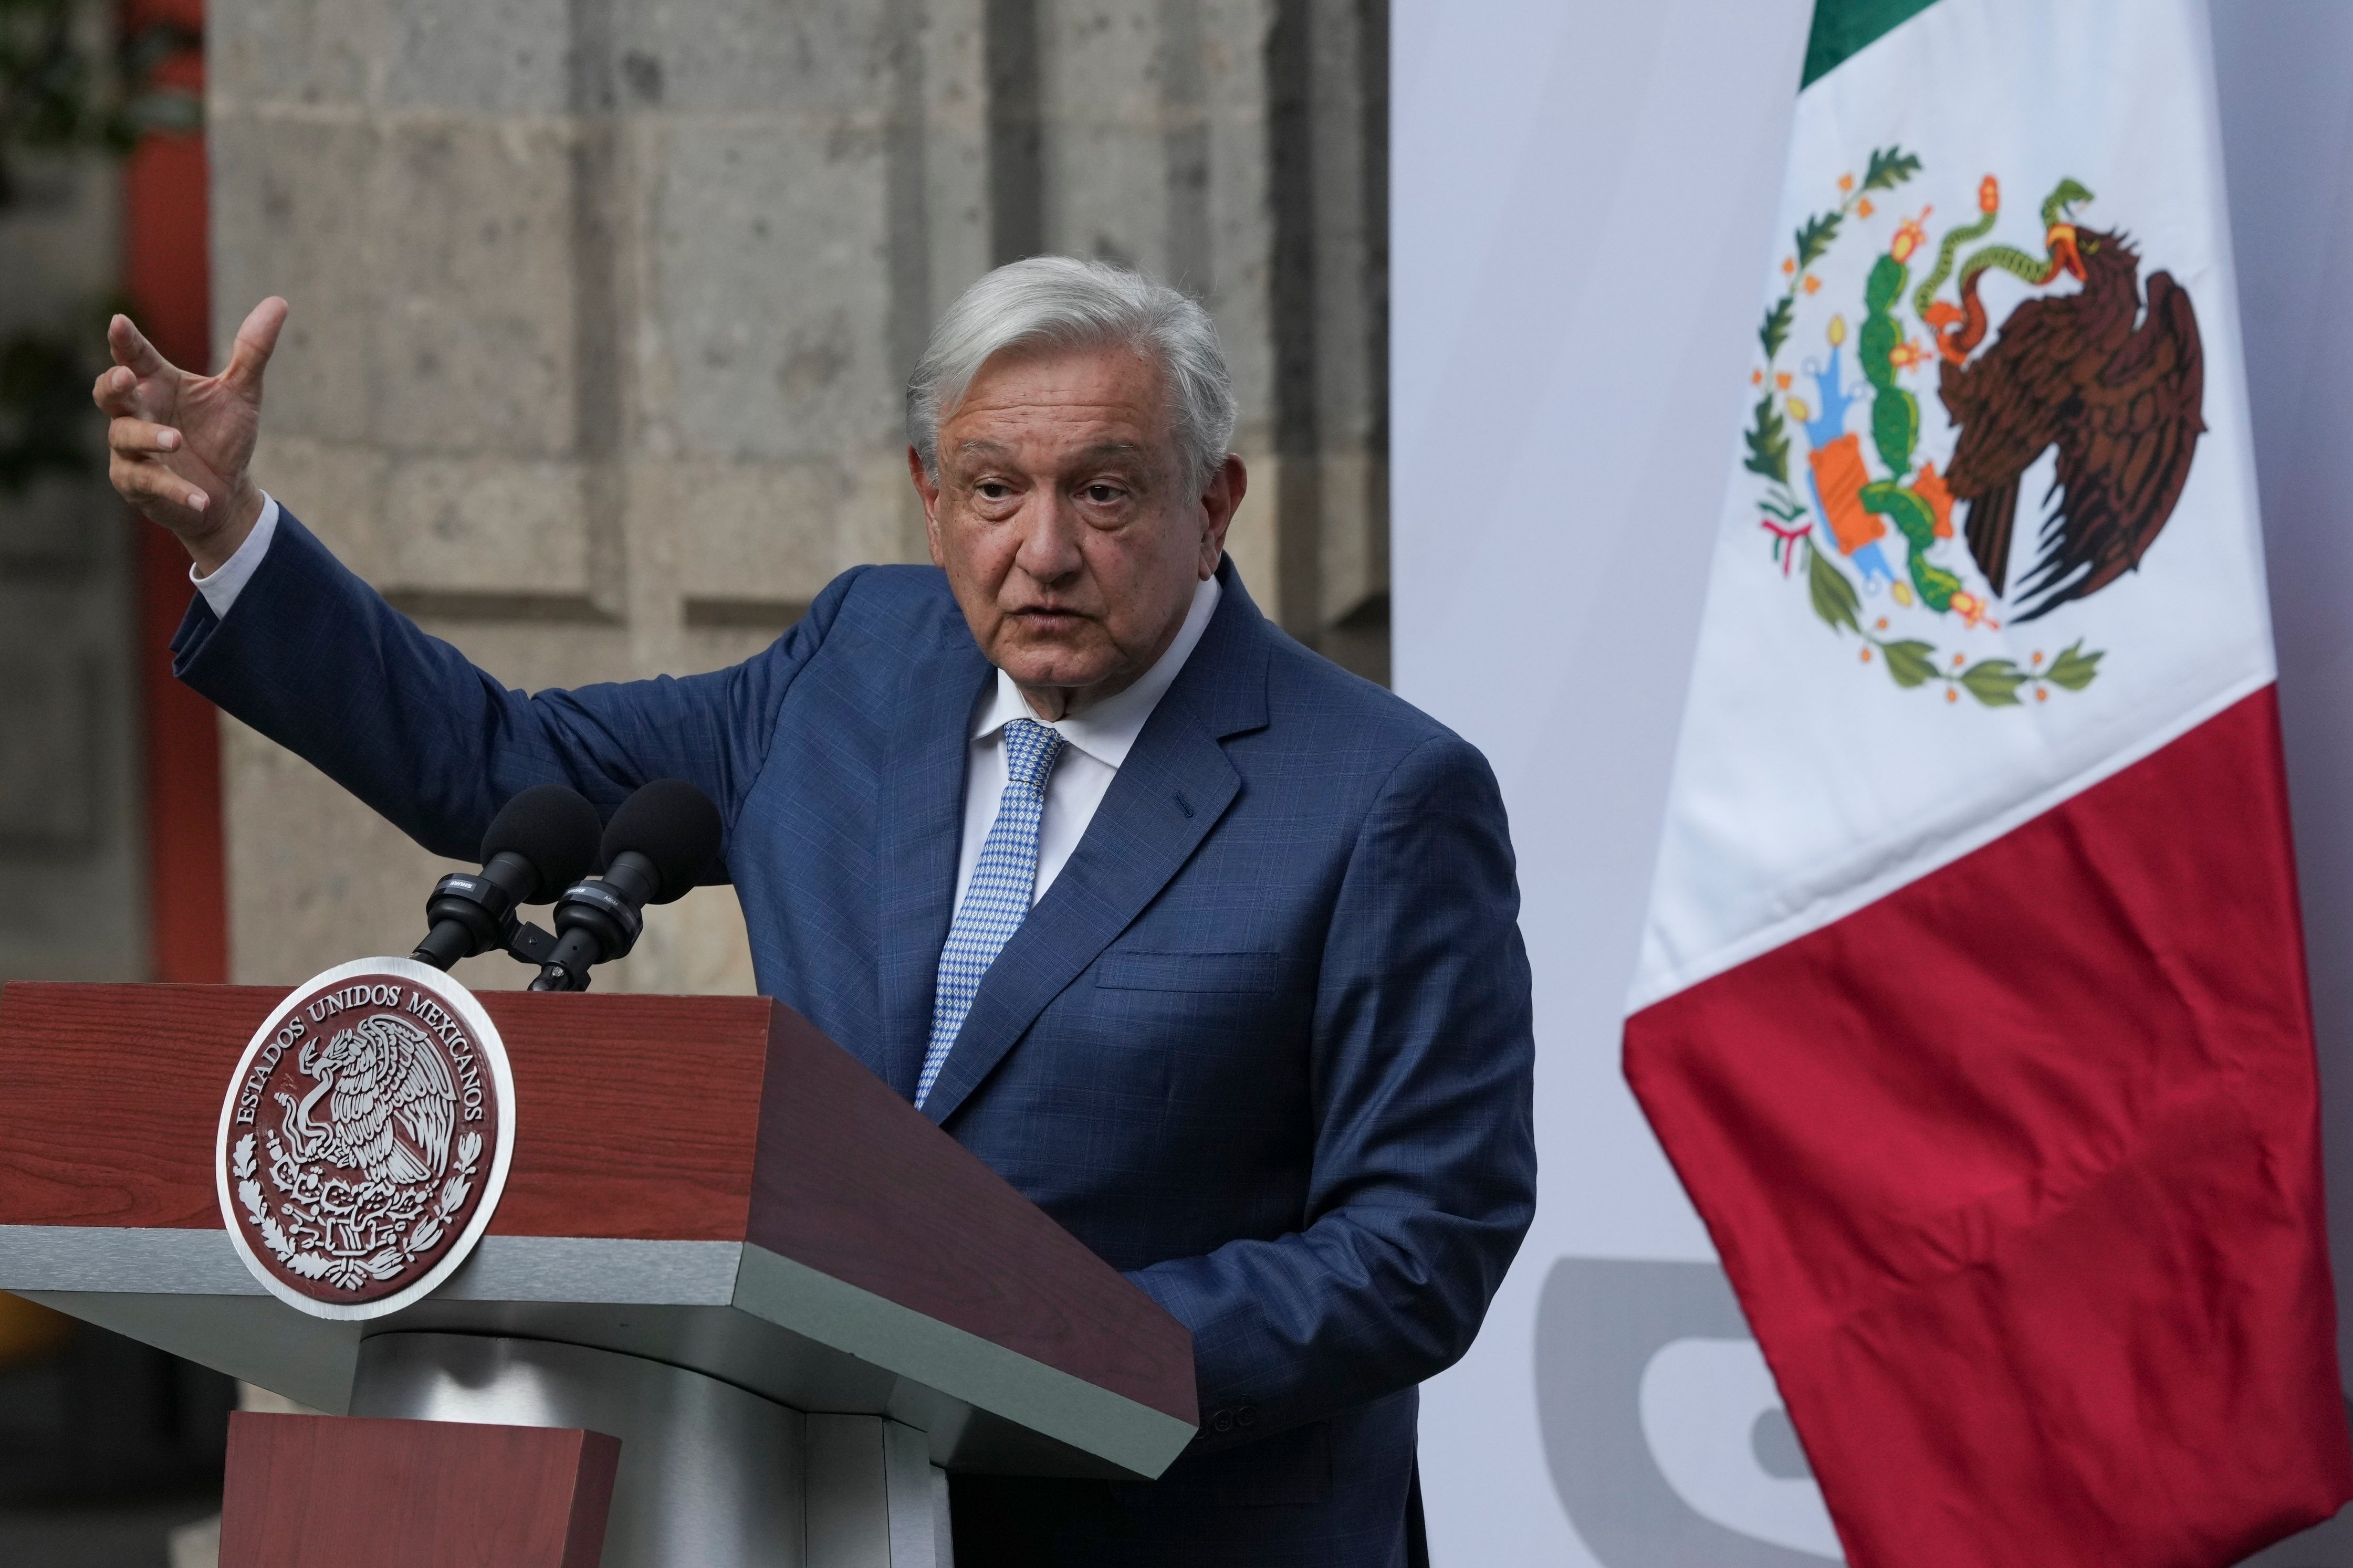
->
<box><xmin>0</xmin><ymin>1290</ymin><xmax>72</xmax><ymax>1365</ymax></box>
<box><xmin>1808</xmin><ymin>434</ymin><xmax>1886</xmax><ymax>555</ymax></box>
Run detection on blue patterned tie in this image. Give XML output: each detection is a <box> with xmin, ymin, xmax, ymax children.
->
<box><xmin>916</xmin><ymin>717</ymin><xmax>1066</xmax><ymax>1108</ymax></box>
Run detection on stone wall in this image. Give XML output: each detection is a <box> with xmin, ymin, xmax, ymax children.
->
<box><xmin>204</xmin><ymin>0</ymin><xmax>1388</xmax><ymax>991</ymax></box>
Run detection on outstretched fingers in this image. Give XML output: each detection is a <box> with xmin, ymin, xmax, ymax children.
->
<box><xmin>107</xmin><ymin>415</ymin><xmax>213</xmax><ymax>518</ymax></box>
<box><xmin>109</xmin><ymin>417</ymin><xmax>183</xmax><ymax>457</ymax></box>
<box><xmin>107</xmin><ymin>313</ymin><xmax>174</xmax><ymax>380</ymax></box>
<box><xmin>92</xmin><ymin>364</ymin><xmax>139</xmax><ymax>417</ymax></box>
<box><xmin>218</xmin><ymin>296</ymin><xmax>290</xmax><ymax>396</ymax></box>
<box><xmin>110</xmin><ymin>446</ymin><xmax>211</xmax><ymax>515</ymax></box>
<box><xmin>111</xmin><ymin>416</ymin><xmax>187</xmax><ymax>465</ymax></box>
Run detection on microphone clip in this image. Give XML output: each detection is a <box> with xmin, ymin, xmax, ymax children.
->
<box><xmin>531</xmin><ymin>877</ymin><xmax>645</xmax><ymax>993</ymax></box>
<box><xmin>505</xmin><ymin>919</ymin><xmax>560</xmax><ymax>968</ymax></box>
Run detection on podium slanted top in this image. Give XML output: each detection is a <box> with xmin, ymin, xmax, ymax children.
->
<box><xmin>0</xmin><ymin>981</ymin><xmax>1197</xmax><ymax>1480</ymax></box>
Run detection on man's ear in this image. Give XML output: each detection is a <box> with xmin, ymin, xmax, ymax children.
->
<box><xmin>909</xmin><ymin>446</ymin><xmax>946</xmax><ymax>567</ymax></box>
<box><xmin>1198</xmin><ymin>454</ymin><xmax>1247</xmax><ymax>576</ymax></box>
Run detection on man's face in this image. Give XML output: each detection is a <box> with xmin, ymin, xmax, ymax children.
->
<box><xmin>912</xmin><ymin>342</ymin><xmax>1245</xmax><ymax>719</ymax></box>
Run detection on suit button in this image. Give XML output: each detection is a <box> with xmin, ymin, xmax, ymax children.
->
<box><xmin>1210</xmin><ymin>1409</ymin><xmax>1235</xmax><ymax>1434</ymax></box>
<box><xmin>1236</xmin><ymin>1406</ymin><xmax>1258</xmax><ymax>1428</ymax></box>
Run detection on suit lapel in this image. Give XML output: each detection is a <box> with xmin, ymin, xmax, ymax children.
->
<box><xmin>874</xmin><ymin>628</ymin><xmax>994</xmax><ymax>1100</ymax></box>
<box><xmin>919</xmin><ymin>566</ymin><xmax>1274</xmax><ymax>1125</ymax></box>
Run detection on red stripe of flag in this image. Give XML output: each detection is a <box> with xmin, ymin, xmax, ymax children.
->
<box><xmin>1627</xmin><ymin>687</ymin><xmax>2351</xmax><ymax>1567</ymax></box>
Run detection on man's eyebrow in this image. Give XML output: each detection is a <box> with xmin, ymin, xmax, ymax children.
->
<box><xmin>1068</xmin><ymin>441</ymin><xmax>1149</xmax><ymax>466</ymax></box>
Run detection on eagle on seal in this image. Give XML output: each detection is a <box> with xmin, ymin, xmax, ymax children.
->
<box><xmin>1937</xmin><ymin>224</ymin><xmax>2205</xmax><ymax>621</ymax></box>
<box><xmin>274</xmin><ymin>1013</ymin><xmax>457</xmax><ymax>1187</ymax></box>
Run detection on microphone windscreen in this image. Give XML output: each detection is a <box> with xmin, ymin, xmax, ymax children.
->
<box><xmin>601</xmin><ymin>778</ymin><xmax>723</xmax><ymax>904</ymax></box>
<box><xmin>480</xmin><ymin>784</ymin><xmax>604</xmax><ymax>901</ymax></box>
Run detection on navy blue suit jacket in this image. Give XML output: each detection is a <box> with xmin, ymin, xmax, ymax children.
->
<box><xmin>174</xmin><ymin>510</ymin><xmax>1537</xmax><ymax>1566</ymax></box>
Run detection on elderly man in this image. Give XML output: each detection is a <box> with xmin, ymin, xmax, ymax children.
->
<box><xmin>98</xmin><ymin>257</ymin><xmax>1536</xmax><ymax>1566</ymax></box>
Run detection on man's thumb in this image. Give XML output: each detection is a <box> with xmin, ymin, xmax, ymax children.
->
<box><xmin>219</xmin><ymin>297</ymin><xmax>290</xmax><ymax>395</ymax></box>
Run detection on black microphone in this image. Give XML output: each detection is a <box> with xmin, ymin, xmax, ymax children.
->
<box><xmin>531</xmin><ymin>779</ymin><xmax>723</xmax><ymax>992</ymax></box>
<box><xmin>412</xmin><ymin>785</ymin><xmax>604</xmax><ymax>971</ymax></box>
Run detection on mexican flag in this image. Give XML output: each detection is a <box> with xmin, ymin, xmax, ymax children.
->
<box><xmin>1623</xmin><ymin>2</ymin><xmax>2353</xmax><ymax>1564</ymax></box>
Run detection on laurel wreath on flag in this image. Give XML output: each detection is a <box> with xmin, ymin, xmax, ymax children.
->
<box><xmin>1805</xmin><ymin>543</ymin><xmax>2103</xmax><ymax>704</ymax></box>
<box><xmin>1748</xmin><ymin>146</ymin><xmax>2107</xmax><ymax>708</ymax></box>
<box><xmin>234</xmin><ymin>1129</ymin><xmax>482</xmax><ymax>1293</ymax></box>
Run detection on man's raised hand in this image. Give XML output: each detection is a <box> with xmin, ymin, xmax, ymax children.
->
<box><xmin>95</xmin><ymin>297</ymin><xmax>288</xmax><ymax>575</ymax></box>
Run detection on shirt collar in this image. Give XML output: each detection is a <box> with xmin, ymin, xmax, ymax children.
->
<box><xmin>970</xmin><ymin>574</ymin><xmax>1223</xmax><ymax>770</ymax></box>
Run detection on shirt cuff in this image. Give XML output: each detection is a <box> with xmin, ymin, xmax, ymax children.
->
<box><xmin>189</xmin><ymin>493</ymin><xmax>281</xmax><ymax>620</ymax></box>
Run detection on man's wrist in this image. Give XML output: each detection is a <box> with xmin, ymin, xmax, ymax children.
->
<box><xmin>183</xmin><ymin>481</ymin><xmax>266</xmax><ymax>577</ymax></box>
<box><xmin>189</xmin><ymin>492</ymin><xmax>279</xmax><ymax>619</ymax></box>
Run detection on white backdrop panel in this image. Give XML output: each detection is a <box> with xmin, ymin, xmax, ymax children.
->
<box><xmin>1395</xmin><ymin>2</ymin><xmax>1810</xmax><ymax>1562</ymax></box>
<box><xmin>1397</xmin><ymin>3</ymin><xmax>2353</xmax><ymax>1564</ymax></box>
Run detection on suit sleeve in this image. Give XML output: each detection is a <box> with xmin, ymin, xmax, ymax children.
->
<box><xmin>171</xmin><ymin>505</ymin><xmax>862</xmax><ymax>864</ymax></box>
<box><xmin>1124</xmin><ymin>733</ymin><xmax>1538</xmax><ymax>1446</ymax></box>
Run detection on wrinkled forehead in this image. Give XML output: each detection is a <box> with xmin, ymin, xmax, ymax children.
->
<box><xmin>939</xmin><ymin>341</ymin><xmax>1181</xmax><ymax>472</ymax></box>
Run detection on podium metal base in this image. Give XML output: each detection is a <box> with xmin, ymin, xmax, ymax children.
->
<box><xmin>350</xmin><ymin>1332</ymin><xmax>951</xmax><ymax>1568</ymax></box>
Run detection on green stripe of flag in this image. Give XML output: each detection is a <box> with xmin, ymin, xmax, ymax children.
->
<box><xmin>1801</xmin><ymin>0</ymin><xmax>1938</xmax><ymax>88</ymax></box>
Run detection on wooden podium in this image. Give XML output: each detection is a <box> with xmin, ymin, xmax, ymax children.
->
<box><xmin>0</xmin><ymin>981</ymin><xmax>1198</xmax><ymax>1566</ymax></box>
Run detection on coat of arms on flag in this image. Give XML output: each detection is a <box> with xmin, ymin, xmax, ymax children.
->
<box><xmin>1749</xmin><ymin>147</ymin><xmax>2206</xmax><ymax>704</ymax></box>
<box><xmin>1625</xmin><ymin>1</ymin><xmax>2352</xmax><ymax>1566</ymax></box>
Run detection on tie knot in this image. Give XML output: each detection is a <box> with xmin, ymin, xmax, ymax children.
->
<box><xmin>1002</xmin><ymin>718</ymin><xmax>1065</xmax><ymax>794</ymax></box>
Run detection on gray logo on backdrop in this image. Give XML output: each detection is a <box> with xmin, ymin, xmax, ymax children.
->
<box><xmin>1535</xmin><ymin>1255</ymin><xmax>2353</xmax><ymax>1568</ymax></box>
<box><xmin>1534</xmin><ymin>1256</ymin><xmax>1837</xmax><ymax>1566</ymax></box>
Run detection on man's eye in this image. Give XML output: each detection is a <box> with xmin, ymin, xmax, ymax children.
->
<box><xmin>975</xmin><ymin>481</ymin><xmax>1013</xmax><ymax>500</ymax></box>
<box><xmin>1083</xmin><ymin>485</ymin><xmax>1125</xmax><ymax>504</ymax></box>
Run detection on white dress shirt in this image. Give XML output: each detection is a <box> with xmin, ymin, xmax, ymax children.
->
<box><xmin>193</xmin><ymin>496</ymin><xmax>1223</xmax><ymax>917</ymax></box>
<box><xmin>954</xmin><ymin>574</ymin><xmax>1221</xmax><ymax>914</ymax></box>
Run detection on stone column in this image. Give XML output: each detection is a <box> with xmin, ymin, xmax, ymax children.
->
<box><xmin>204</xmin><ymin>0</ymin><xmax>1389</xmax><ymax>989</ymax></box>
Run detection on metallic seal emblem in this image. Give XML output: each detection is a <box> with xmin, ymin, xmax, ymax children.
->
<box><xmin>214</xmin><ymin>957</ymin><xmax>516</xmax><ymax>1319</ymax></box>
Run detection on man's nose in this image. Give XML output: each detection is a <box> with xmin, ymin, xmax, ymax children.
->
<box><xmin>1012</xmin><ymin>491</ymin><xmax>1085</xmax><ymax>583</ymax></box>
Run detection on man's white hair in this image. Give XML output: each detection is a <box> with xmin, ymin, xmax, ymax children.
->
<box><xmin>906</xmin><ymin>256</ymin><xmax>1238</xmax><ymax>488</ymax></box>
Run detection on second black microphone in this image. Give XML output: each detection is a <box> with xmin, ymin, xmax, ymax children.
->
<box><xmin>531</xmin><ymin>778</ymin><xmax>723</xmax><ymax>992</ymax></box>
